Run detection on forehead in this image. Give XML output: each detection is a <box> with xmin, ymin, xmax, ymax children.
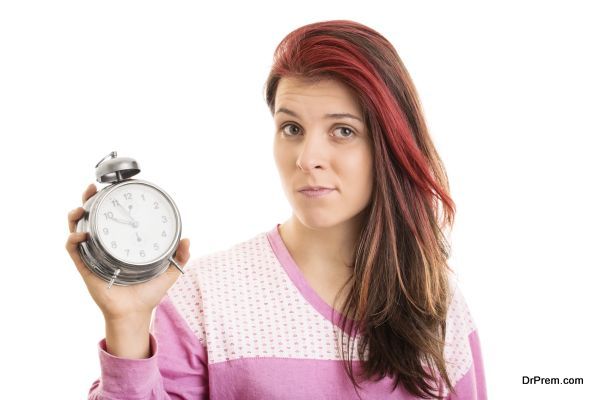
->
<box><xmin>274</xmin><ymin>76</ymin><xmax>362</xmax><ymax>114</ymax></box>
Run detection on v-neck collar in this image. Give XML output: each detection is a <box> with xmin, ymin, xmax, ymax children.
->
<box><xmin>266</xmin><ymin>223</ymin><xmax>359</xmax><ymax>338</ymax></box>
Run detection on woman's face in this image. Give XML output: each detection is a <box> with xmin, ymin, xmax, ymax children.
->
<box><xmin>273</xmin><ymin>76</ymin><xmax>374</xmax><ymax>231</ymax></box>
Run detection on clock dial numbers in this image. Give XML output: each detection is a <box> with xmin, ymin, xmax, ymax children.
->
<box><xmin>96</xmin><ymin>183</ymin><xmax>178</xmax><ymax>264</ymax></box>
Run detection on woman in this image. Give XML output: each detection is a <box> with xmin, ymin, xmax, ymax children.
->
<box><xmin>66</xmin><ymin>19</ymin><xmax>487</xmax><ymax>399</ymax></box>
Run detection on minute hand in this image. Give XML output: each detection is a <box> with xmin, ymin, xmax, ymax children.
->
<box><xmin>116</xmin><ymin>203</ymin><xmax>137</xmax><ymax>223</ymax></box>
<box><xmin>108</xmin><ymin>215</ymin><xmax>137</xmax><ymax>227</ymax></box>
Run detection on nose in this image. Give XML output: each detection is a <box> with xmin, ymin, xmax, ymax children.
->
<box><xmin>296</xmin><ymin>131</ymin><xmax>327</xmax><ymax>171</ymax></box>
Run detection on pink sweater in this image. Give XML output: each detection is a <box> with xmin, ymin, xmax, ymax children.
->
<box><xmin>88</xmin><ymin>224</ymin><xmax>487</xmax><ymax>399</ymax></box>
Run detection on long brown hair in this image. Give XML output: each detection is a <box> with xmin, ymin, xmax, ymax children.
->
<box><xmin>264</xmin><ymin>20</ymin><xmax>457</xmax><ymax>399</ymax></box>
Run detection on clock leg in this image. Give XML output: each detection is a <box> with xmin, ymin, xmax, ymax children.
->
<box><xmin>168</xmin><ymin>256</ymin><xmax>185</xmax><ymax>275</ymax></box>
<box><xmin>107</xmin><ymin>268</ymin><xmax>121</xmax><ymax>289</ymax></box>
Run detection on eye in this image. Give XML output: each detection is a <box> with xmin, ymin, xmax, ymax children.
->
<box><xmin>281</xmin><ymin>123</ymin><xmax>301</xmax><ymax>136</ymax></box>
<box><xmin>333</xmin><ymin>126</ymin><xmax>355</xmax><ymax>139</ymax></box>
<box><xmin>280</xmin><ymin>123</ymin><xmax>356</xmax><ymax>139</ymax></box>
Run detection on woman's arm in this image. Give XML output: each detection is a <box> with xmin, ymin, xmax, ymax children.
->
<box><xmin>87</xmin><ymin>294</ymin><xmax>209</xmax><ymax>399</ymax></box>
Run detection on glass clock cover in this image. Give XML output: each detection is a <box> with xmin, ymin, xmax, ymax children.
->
<box><xmin>95</xmin><ymin>183</ymin><xmax>178</xmax><ymax>264</ymax></box>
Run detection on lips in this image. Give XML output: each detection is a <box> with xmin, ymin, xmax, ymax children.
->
<box><xmin>298</xmin><ymin>185</ymin><xmax>335</xmax><ymax>191</ymax></box>
<box><xmin>298</xmin><ymin>186</ymin><xmax>335</xmax><ymax>198</ymax></box>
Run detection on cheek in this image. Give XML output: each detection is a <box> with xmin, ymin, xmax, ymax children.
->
<box><xmin>273</xmin><ymin>142</ymin><xmax>294</xmax><ymax>185</ymax></box>
<box><xmin>344</xmin><ymin>151</ymin><xmax>373</xmax><ymax>192</ymax></box>
<box><xmin>355</xmin><ymin>170</ymin><xmax>373</xmax><ymax>200</ymax></box>
<box><xmin>272</xmin><ymin>140</ymin><xmax>285</xmax><ymax>170</ymax></box>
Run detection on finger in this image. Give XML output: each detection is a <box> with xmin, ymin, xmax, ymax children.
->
<box><xmin>159</xmin><ymin>239</ymin><xmax>191</xmax><ymax>288</ymax></box>
<box><xmin>173</xmin><ymin>239</ymin><xmax>191</xmax><ymax>267</ymax></box>
<box><xmin>65</xmin><ymin>231</ymin><xmax>92</xmax><ymax>278</ymax></box>
<box><xmin>68</xmin><ymin>207</ymin><xmax>85</xmax><ymax>233</ymax></box>
<box><xmin>82</xmin><ymin>183</ymin><xmax>97</xmax><ymax>205</ymax></box>
<box><xmin>163</xmin><ymin>239</ymin><xmax>190</xmax><ymax>278</ymax></box>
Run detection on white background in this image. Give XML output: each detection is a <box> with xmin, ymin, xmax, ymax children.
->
<box><xmin>0</xmin><ymin>1</ymin><xmax>598</xmax><ymax>399</ymax></box>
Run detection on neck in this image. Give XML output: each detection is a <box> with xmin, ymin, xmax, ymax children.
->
<box><xmin>278</xmin><ymin>213</ymin><xmax>365</xmax><ymax>277</ymax></box>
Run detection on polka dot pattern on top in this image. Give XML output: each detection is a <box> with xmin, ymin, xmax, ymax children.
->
<box><xmin>168</xmin><ymin>231</ymin><xmax>365</xmax><ymax>365</ymax></box>
<box><xmin>167</xmin><ymin>226</ymin><xmax>477</xmax><ymax>391</ymax></box>
<box><xmin>439</xmin><ymin>276</ymin><xmax>478</xmax><ymax>394</ymax></box>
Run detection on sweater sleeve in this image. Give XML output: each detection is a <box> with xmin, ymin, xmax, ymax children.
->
<box><xmin>87</xmin><ymin>294</ymin><xmax>209</xmax><ymax>399</ymax></box>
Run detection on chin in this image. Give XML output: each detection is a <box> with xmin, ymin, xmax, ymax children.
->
<box><xmin>294</xmin><ymin>211</ymin><xmax>344</xmax><ymax>231</ymax></box>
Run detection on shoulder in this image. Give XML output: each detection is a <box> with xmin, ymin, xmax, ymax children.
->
<box><xmin>446</xmin><ymin>273</ymin><xmax>477</xmax><ymax>333</ymax></box>
<box><xmin>164</xmin><ymin>229</ymin><xmax>273</xmax><ymax>337</ymax></box>
<box><xmin>442</xmin><ymin>272</ymin><xmax>481</xmax><ymax>392</ymax></box>
<box><xmin>183</xmin><ymin>229</ymin><xmax>273</xmax><ymax>276</ymax></box>
<box><xmin>169</xmin><ymin>229</ymin><xmax>272</xmax><ymax>291</ymax></box>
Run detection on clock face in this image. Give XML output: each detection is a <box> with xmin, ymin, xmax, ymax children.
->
<box><xmin>95</xmin><ymin>183</ymin><xmax>179</xmax><ymax>264</ymax></box>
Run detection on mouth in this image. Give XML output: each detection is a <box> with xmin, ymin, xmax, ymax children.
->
<box><xmin>298</xmin><ymin>185</ymin><xmax>335</xmax><ymax>191</ymax></box>
<box><xmin>298</xmin><ymin>187</ymin><xmax>335</xmax><ymax>198</ymax></box>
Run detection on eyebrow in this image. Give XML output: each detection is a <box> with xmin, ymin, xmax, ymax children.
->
<box><xmin>275</xmin><ymin>107</ymin><xmax>363</xmax><ymax>123</ymax></box>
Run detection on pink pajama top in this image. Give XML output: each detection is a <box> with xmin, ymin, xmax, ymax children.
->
<box><xmin>88</xmin><ymin>224</ymin><xmax>487</xmax><ymax>399</ymax></box>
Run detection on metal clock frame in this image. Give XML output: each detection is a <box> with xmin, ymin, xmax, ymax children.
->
<box><xmin>77</xmin><ymin>160</ymin><xmax>183</xmax><ymax>288</ymax></box>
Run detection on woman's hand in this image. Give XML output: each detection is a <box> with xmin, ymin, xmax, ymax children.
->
<box><xmin>65</xmin><ymin>183</ymin><xmax>190</xmax><ymax>322</ymax></box>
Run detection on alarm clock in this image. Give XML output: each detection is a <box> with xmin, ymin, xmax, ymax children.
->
<box><xmin>76</xmin><ymin>151</ymin><xmax>184</xmax><ymax>288</ymax></box>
